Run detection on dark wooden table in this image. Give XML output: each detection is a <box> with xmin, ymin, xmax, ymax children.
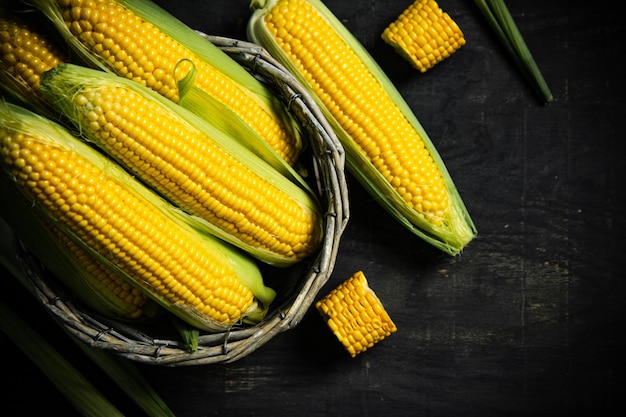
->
<box><xmin>2</xmin><ymin>0</ymin><xmax>625</xmax><ymax>416</ymax></box>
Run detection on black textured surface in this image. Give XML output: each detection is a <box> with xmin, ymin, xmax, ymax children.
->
<box><xmin>2</xmin><ymin>0</ymin><xmax>625</xmax><ymax>416</ymax></box>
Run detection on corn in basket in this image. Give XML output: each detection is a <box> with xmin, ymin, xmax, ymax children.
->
<box><xmin>8</xmin><ymin>35</ymin><xmax>349</xmax><ymax>365</ymax></box>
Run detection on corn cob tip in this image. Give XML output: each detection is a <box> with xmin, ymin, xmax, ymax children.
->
<box><xmin>382</xmin><ymin>0</ymin><xmax>466</xmax><ymax>72</ymax></box>
<box><xmin>316</xmin><ymin>271</ymin><xmax>396</xmax><ymax>357</ymax></box>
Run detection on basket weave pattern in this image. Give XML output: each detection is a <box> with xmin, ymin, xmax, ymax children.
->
<box><xmin>13</xmin><ymin>36</ymin><xmax>349</xmax><ymax>365</ymax></box>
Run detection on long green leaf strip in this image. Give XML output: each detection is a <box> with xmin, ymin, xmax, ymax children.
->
<box><xmin>1</xmin><ymin>222</ymin><xmax>177</xmax><ymax>417</ymax></box>
<box><xmin>474</xmin><ymin>0</ymin><xmax>553</xmax><ymax>103</ymax></box>
<box><xmin>72</xmin><ymin>335</ymin><xmax>179</xmax><ymax>417</ymax></box>
<box><xmin>0</xmin><ymin>302</ymin><xmax>127</xmax><ymax>417</ymax></box>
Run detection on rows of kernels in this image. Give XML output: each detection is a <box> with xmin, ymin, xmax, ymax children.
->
<box><xmin>316</xmin><ymin>271</ymin><xmax>396</xmax><ymax>357</ymax></box>
<box><xmin>382</xmin><ymin>0</ymin><xmax>465</xmax><ymax>72</ymax></box>
<box><xmin>0</xmin><ymin>130</ymin><xmax>255</xmax><ymax>326</ymax></box>
<box><xmin>0</xmin><ymin>16</ymin><xmax>67</xmax><ymax>91</ymax></box>
<box><xmin>264</xmin><ymin>0</ymin><xmax>449</xmax><ymax>225</ymax></box>
<box><xmin>59</xmin><ymin>0</ymin><xmax>300</xmax><ymax>165</ymax></box>
<box><xmin>56</xmin><ymin>230</ymin><xmax>148</xmax><ymax>319</ymax></box>
<box><xmin>72</xmin><ymin>84</ymin><xmax>319</xmax><ymax>262</ymax></box>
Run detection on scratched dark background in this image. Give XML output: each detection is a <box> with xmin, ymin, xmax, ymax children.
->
<box><xmin>2</xmin><ymin>0</ymin><xmax>625</xmax><ymax>416</ymax></box>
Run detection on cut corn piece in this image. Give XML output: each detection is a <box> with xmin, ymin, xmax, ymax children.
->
<box><xmin>316</xmin><ymin>271</ymin><xmax>396</xmax><ymax>357</ymax></box>
<box><xmin>39</xmin><ymin>63</ymin><xmax>323</xmax><ymax>267</ymax></box>
<box><xmin>0</xmin><ymin>101</ymin><xmax>276</xmax><ymax>332</ymax></box>
<box><xmin>382</xmin><ymin>0</ymin><xmax>466</xmax><ymax>72</ymax></box>
<box><xmin>248</xmin><ymin>0</ymin><xmax>476</xmax><ymax>255</ymax></box>
<box><xmin>0</xmin><ymin>7</ymin><xmax>68</xmax><ymax>116</ymax></box>
<box><xmin>31</xmin><ymin>0</ymin><xmax>302</xmax><ymax>169</ymax></box>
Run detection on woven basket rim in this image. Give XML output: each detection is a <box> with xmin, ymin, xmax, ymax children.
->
<box><xmin>13</xmin><ymin>35</ymin><xmax>349</xmax><ymax>365</ymax></box>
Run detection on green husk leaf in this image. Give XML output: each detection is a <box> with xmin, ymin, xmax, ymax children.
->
<box><xmin>474</xmin><ymin>0</ymin><xmax>553</xmax><ymax>103</ymax></box>
<box><xmin>73</xmin><ymin>338</ymin><xmax>178</xmax><ymax>417</ymax></box>
<box><xmin>170</xmin><ymin>315</ymin><xmax>200</xmax><ymax>352</ymax></box>
<box><xmin>176</xmin><ymin>63</ymin><xmax>311</xmax><ymax>193</ymax></box>
<box><xmin>248</xmin><ymin>0</ymin><xmax>476</xmax><ymax>255</ymax></box>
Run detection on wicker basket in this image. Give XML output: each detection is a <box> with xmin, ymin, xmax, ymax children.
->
<box><xmin>11</xmin><ymin>36</ymin><xmax>350</xmax><ymax>365</ymax></box>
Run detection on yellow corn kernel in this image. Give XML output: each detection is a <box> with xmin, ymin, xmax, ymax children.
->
<box><xmin>0</xmin><ymin>106</ymin><xmax>269</xmax><ymax>331</ymax></box>
<box><xmin>43</xmin><ymin>0</ymin><xmax>300</xmax><ymax>165</ymax></box>
<box><xmin>54</xmin><ymin>229</ymin><xmax>150</xmax><ymax>320</ymax></box>
<box><xmin>39</xmin><ymin>63</ymin><xmax>321</xmax><ymax>266</ymax></box>
<box><xmin>261</xmin><ymin>0</ymin><xmax>448</xmax><ymax>223</ymax></box>
<box><xmin>316</xmin><ymin>271</ymin><xmax>396</xmax><ymax>357</ymax></box>
<box><xmin>0</xmin><ymin>9</ymin><xmax>67</xmax><ymax>102</ymax></box>
<box><xmin>382</xmin><ymin>0</ymin><xmax>466</xmax><ymax>72</ymax></box>
<box><xmin>249</xmin><ymin>0</ymin><xmax>476</xmax><ymax>255</ymax></box>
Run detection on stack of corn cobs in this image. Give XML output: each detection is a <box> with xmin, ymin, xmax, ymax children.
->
<box><xmin>0</xmin><ymin>0</ymin><xmax>476</xmax><ymax>337</ymax></box>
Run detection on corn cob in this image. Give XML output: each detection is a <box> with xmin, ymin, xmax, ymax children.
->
<box><xmin>0</xmin><ymin>101</ymin><xmax>276</xmax><ymax>332</ymax></box>
<box><xmin>316</xmin><ymin>271</ymin><xmax>396</xmax><ymax>357</ymax></box>
<box><xmin>381</xmin><ymin>0</ymin><xmax>466</xmax><ymax>73</ymax></box>
<box><xmin>30</xmin><ymin>0</ymin><xmax>302</xmax><ymax>169</ymax></box>
<box><xmin>39</xmin><ymin>63</ymin><xmax>322</xmax><ymax>267</ymax></box>
<box><xmin>248</xmin><ymin>0</ymin><xmax>476</xmax><ymax>255</ymax></box>
<box><xmin>0</xmin><ymin>7</ymin><xmax>67</xmax><ymax>116</ymax></box>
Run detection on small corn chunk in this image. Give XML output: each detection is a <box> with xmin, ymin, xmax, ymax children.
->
<box><xmin>32</xmin><ymin>0</ymin><xmax>302</xmax><ymax>167</ymax></box>
<box><xmin>382</xmin><ymin>0</ymin><xmax>466</xmax><ymax>73</ymax></box>
<box><xmin>0</xmin><ymin>101</ymin><xmax>276</xmax><ymax>332</ymax></box>
<box><xmin>0</xmin><ymin>8</ymin><xmax>67</xmax><ymax>114</ymax></box>
<box><xmin>316</xmin><ymin>271</ymin><xmax>396</xmax><ymax>357</ymax></box>
<box><xmin>39</xmin><ymin>63</ymin><xmax>322</xmax><ymax>267</ymax></box>
<box><xmin>249</xmin><ymin>0</ymin><xmax>476</xmax><ymax>255</ymax></box>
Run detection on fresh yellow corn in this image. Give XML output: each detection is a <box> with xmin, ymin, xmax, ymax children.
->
<box><xmin>31</xmin><ymin>0</ymin><xmax>302</xmax><ymax>168</ymax></box>
<box><xmin>39</xmin><ymin>63</ymin><xmax>322</xmax><ymax>267</ymax></box>
<box><xmin>0</xmin><ymin>101</ymin><xmax>276</xmax><ymax>332</ymax></box>
<box><xmin>0</xmin><ymin>8</ymin><xmax>67</xmax><ymax>115</ymax></box>
<box><xmin>249</xmin><ymin>0</ymin><xmax>476</xmax><ymax>255</ymax></box>
<box><xmin>316</xmin><ymin>271</ymin><xmax>396</xmax><ymax>357</ymax></box>
<box><xmin>382</xmin><ymin>0</ymin><xmax>465</xmax><ymax>72</ymax></box>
